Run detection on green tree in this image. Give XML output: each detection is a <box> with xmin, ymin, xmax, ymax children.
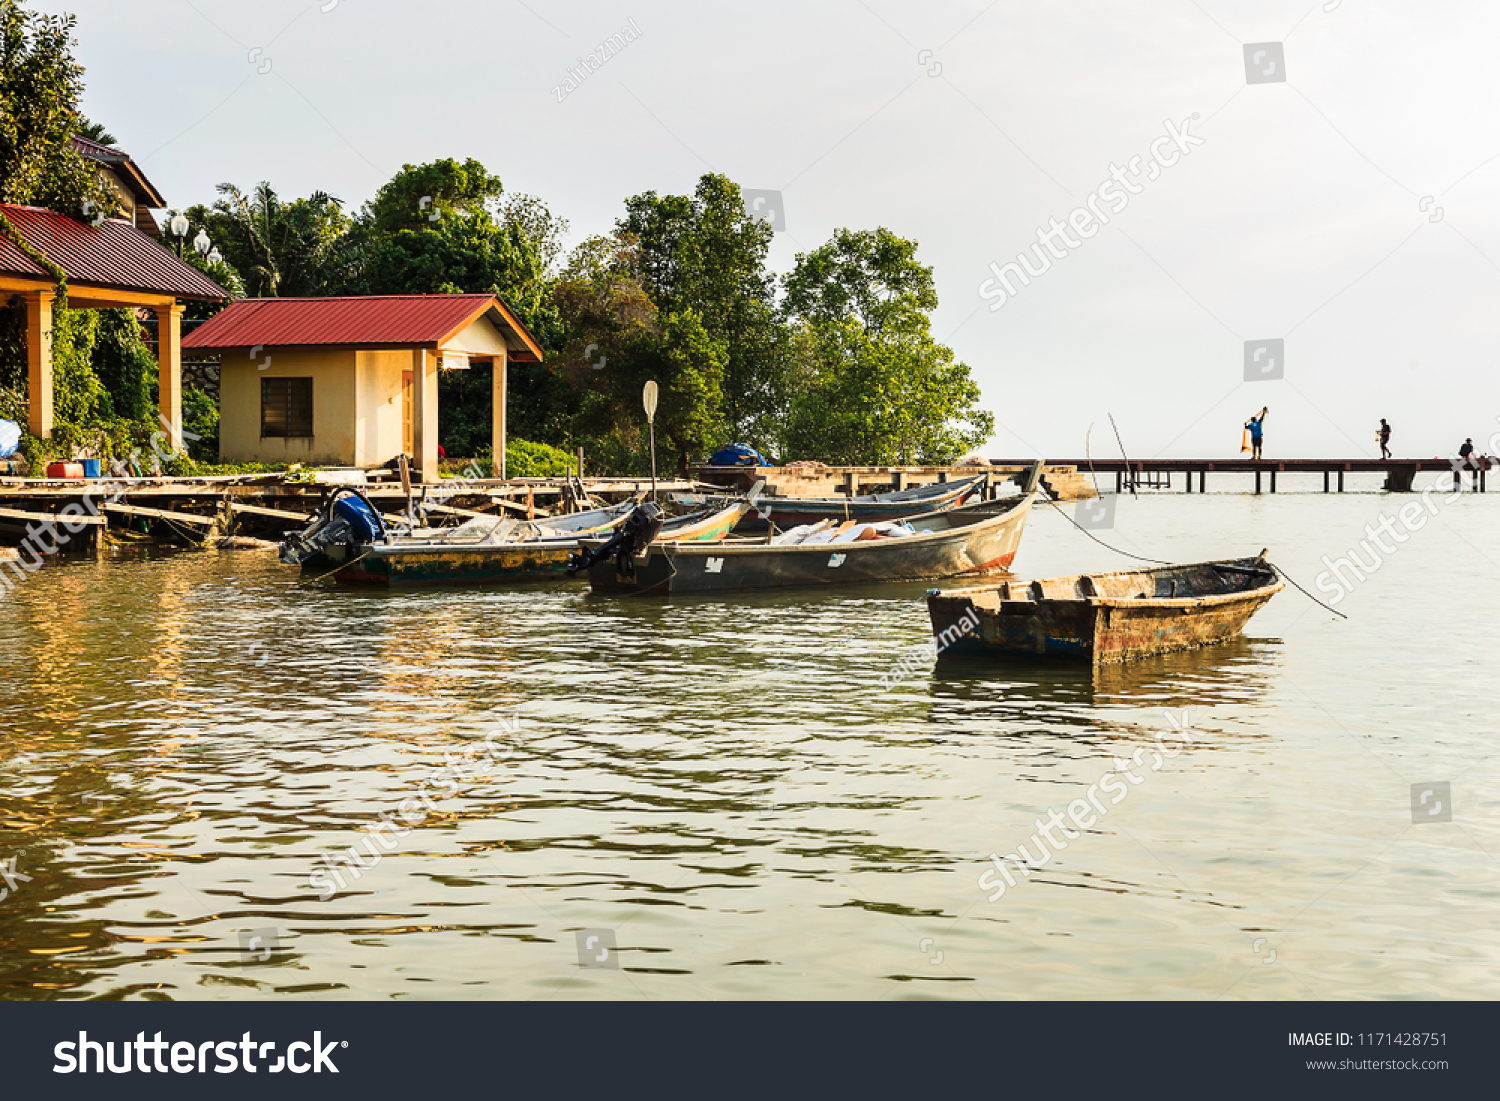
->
<box><xmin>75</xmin><ymin>115</ymin><xmax>115</xmax><ymax>146</ymax></box>
<box><xmin>549</xmin><ymin>233</ymin><xmax>725</xmax><ymax>474</ymax></box>
<box><xmin>780</xmin><ymin>228</ymin><xmax>994</xmax><ymax>464</ymax></box>
<box><xmin>0</xmin><ymin>1</ymin><xmax>108</xmax><ymax>216</ymax></box>
<box><xmin>198</xmin><ymin>182</ymin><xmax>347</xmax><ymax>298</ymax></box>
<box><xmin>619</xmin><ymin>174</ymin><xmax>784</xmax><ymax>447</ymax></box>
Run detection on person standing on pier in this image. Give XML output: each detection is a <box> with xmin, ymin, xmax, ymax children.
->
<box><xmin>1460</xmin><ymin>438</ymin><xmax>1475</xmax><ymax>466</ymax></box>
<box><xmin>1244</xmin><ymin>407</ymin><xmax>1267</xmax><ymax>460</ymax></box>
<box><xmin>1378</xmin><ymin>419</ymin><xmax>1392</xmax><ymax>459</ymax></box>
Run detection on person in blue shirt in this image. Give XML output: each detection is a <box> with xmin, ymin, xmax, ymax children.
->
<box><xmin>1244</xmin><ymin>407</ymin><xmax>1267</xmax><ymax>460</ymax></box>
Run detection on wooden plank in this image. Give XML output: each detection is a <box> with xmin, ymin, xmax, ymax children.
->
<box><xmin>0</xmin><ymin>505</ymin><xmax>106</xmax><ymax>526</ymax></box>
<box><xmin>231</xmin><ymin>502</ymin><xmax>317</xmax><ymax>523</ymax></box>
<box><xmin>103</xmin><ymin>502</ymin><xmax>218</xmax><ymax>527</ymax></box>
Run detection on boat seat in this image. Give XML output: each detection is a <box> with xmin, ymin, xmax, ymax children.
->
<box><xmin>1085</xmin><ymin>573</ymin><xmax>1155</xmax><ymax>600</ymax></box>
<box><xmin>1031</xmin><ymin>577</ymin><xmax>1084</xmax><ymax>600</ymax></box>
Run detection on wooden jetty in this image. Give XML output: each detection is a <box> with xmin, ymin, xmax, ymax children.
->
<box><xmin>986</xmin><ymin>458</ymin><xmax>1492</xmax><ymax>494</ymax></box>
<box><xmin>0</xmin><ymin>472</ymin><xmax>708</xmax><ymax>553</ymax></box>
<box><xmin>690</xmin><ymin>463</ymin><xmax>1098</xmax><ymax>501</ymax></box>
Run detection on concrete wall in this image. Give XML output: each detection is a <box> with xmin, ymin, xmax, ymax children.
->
<box><xmin>219</xmin><ymin>348</ymin><xmax>358</xmax><ymax>465</ymax></box>
<box><xmin>355</xmin><ymin>349</ymin><xmax>410</xmax><ymax>467</ymax></box>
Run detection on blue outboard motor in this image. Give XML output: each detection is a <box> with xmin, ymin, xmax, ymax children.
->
<box><xmin>708</xmin><ymin>443</ymin><xmax>767</xmax><ymax>467</ymax></box>
<box><xmin>332</xmin><ymin>492</ymin><xmax>386</xmax><ymax>544</ymax></box>
<box><xmin>280</xmin><ymin>488</ymin><xmax>388</xmax><ymax>565</ymax></box>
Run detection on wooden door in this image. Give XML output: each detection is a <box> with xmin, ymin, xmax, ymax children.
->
<box><xmin>401</xmin><ymin>368</ymin><xmax>413</xmax><ymax>455</ymax></box>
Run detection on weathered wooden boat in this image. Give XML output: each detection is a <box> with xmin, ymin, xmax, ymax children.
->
<box><xmin>578</xmin><ymin>490</ymin><xmax>1037</xmax><ymax>596</ymax></box>
<box><xmin>281</xmin><ymin>489</ymin><xmax>749</xmax><ymax>587</ymax></box>
<box><xmin>926</xmin><ymin>554</ymin><xmax>1284</xmax><ymax>664</ymax></box>
<box><xmin>683</xmin><ymin>474</ymin><xmax>987</xmax><ymax>530</ymax></box>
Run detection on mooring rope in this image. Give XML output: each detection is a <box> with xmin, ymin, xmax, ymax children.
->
<box><xmin>1041</xmin><ymin>491</ymin><xmax>1348</xmax><ymax>619</ymax></box>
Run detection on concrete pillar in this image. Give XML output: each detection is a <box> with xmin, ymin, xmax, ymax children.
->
<box><xmin>25</xmin><ymin>290</ymin><xmax>55</xmax><ymax>439</ymax></box>
<box><xmin>492</xmin><ymin>347</ymin><xmax>508</xmax><ymax>481</ymax></box>
<box><xmin>155</xmin><ymin>303</ymin><xmax>185</xmax><ymax>449</ymax></box>
<box><xmin>411</xmin><ymin>348</ymin><xmax>437</xmax><ymax>482</ymax></box>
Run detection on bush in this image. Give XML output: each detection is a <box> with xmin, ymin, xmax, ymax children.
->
<box><xmin>505</xmin><ymin>437</ymin><xmax>575</xmax><ymax>478</ymax></box>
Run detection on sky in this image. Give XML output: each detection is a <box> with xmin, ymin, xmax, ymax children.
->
<box><xmin>39</xmin><ymin>0</ymin><xmax>1500</xmax><ymax>460</ymax></box>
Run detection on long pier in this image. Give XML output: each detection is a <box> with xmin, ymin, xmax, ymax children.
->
<box><xmin>988</xmin><ymin>458</ymin><xmax>1490</xmax><ymax>494</ymax></box>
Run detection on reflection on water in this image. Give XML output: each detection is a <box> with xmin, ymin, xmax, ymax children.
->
<box><xmin>3</xmin><ymin>491</ymin><xmax>1500</xmax><ymax>1000</ymax></box>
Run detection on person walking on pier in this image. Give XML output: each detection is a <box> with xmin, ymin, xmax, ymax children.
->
<box><xmin>1244</xmin><ymin>407</ymin><xmax>1267</xmax><ymax>460</ymax></box>
<box><xmin>1378</xmin><ymin>419</ymin><xmax>1392</xmax><ymax>459</ymax></box>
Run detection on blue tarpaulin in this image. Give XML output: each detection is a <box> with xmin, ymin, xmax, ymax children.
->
<box><xmin>708</xmin><ymin>443</ymin><xmax>767</xmax><ymax>467</ymax></box>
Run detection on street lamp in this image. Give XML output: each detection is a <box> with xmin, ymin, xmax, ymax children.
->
<box><xmin>193</xmin><ymin>229</ymin><xmax>211</xmax><ymax>256</ymax></box>
<box><xmin>207</xmin><ymin>247</ymin><xmax>223</xmax><ymax>266</ymax></box>
<box><xmin>169</xmin><ymin>213</ymin><xmax>189</xmax><ymax>238</ymax></box>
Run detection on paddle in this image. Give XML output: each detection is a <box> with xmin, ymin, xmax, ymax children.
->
<box><xmin>643</xmin><ymin>380</ymin><xmax>659</xmax><ymax>502</ymax></box>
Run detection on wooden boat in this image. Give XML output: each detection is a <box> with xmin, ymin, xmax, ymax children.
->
<box><xmin>579</xmin><ymin>491</ymin><xmax>1036</xmax><ymax>596</ymax></box>
<box><xmin>680</xmin><ymin>474</ymin><xmax>987</xmax><ymax>530</ymax></box>
<box><xmin>293</xmin><ymin>499</ymin><xmax>750</xmax><ymax>587</ymax></box>
<box><xmin>926</xmin><ymin>554</ymin><xmax>1284</xmax><ymax>664</ymax></box>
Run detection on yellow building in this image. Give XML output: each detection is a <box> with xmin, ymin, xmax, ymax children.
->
<box><xmin>182</xmin><ymin>294</ymin><xmax>543</xmax><ymax>479</ymax></box>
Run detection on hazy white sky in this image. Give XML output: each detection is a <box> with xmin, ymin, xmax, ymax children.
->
<box><xmin>43</xmin><ymin>0</ymin><xmax>1500</xmax><ymax>460</ymax></box>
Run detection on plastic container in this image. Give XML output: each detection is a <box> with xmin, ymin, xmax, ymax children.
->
<box><xmin>78</xmin><ymin>458</ymin><xmax>101</xmax><ymax>478</ymax></box>
<box><xmin>46</xmin><ymin>462</ymin><xmax>85</xmax><ymax>479</ymax></box>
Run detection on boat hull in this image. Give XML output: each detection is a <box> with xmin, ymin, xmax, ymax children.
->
<box><xmin>928</xmin><ymin>558</ymin><xmax>1283</xmax><ymax>664</ymax></box>
<box><xmin>585</xmin><ymin>494</ymin><xmax>1033</xmax><ymax>595</ymax></box>
<box><xmin>734</xmin><ymin>476</ymin><xmax>985</xmax><ymax>530</ymax></box>
<box><xmin>311</xmin><ymin>502</ymin><xmax>750</xmax><ymax>587</ymax></box>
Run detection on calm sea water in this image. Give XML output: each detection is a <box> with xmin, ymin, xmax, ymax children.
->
<box><xmin>3</xmin><ymin>475</ymin><xmax>1498</xmax><ymax>1001</ymax></box>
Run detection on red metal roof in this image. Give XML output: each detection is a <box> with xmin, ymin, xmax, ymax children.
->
<box><xmin>0</xmin><ymin>203</ymin><xmax>227</xmax><ymax>300</ymax></box>
<box><xmin>181</xmin><ymin>294</ymin><xmax>543</xmax><ymax>361</ymax></box>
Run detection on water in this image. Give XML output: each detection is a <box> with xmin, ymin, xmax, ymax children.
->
<box><xmin>2</xmin><ymin>481</ymin><xmax>1498</xmax><ymax>1000</ymax></box>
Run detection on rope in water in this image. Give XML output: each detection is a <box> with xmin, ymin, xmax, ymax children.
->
<box><xmin>1040</xmin><ymin>491</ymin><xmax>1348</xmax><ymax>619</ymax></box>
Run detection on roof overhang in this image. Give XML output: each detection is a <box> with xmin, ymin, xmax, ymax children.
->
<box><xmin>435</xmin><ymin>296</ymin><xmax>544</xmax><ymax>363</ymax></box>
<box><xmin>0</xmin><ymin>273</ymin><xmax>197</xmax><ymax>309</ymax></box>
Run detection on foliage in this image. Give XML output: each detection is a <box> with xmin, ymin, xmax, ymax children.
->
<box><xmin>91</xmin><ymin>308</ymin><xmax>154</xmax><ymax>420</ymax></box>
<box><xmin>188</xmin><ymin>182</ymin><xmax>347</xmax><ymax>298</ymax></box>
<box><xmin>779</xmin><ymin>228</ymin><xmax>994</xmax><ymax>465</ymax></box>
<box><xmin>182</xmin><ymin>384</ymin><xmax>217</xmax><ymax>463</ymax></box>
<box><xmin>619</xmin><ymin>174</ymin><xmax>784</xmax><ymax>447</ymax></box>
<box><xmin>0</xmin><ymin>1</ymin><xmax>109</xmax><ymax>216</ymax></box>
<box><xmin>75</xmin><ymin>115</ymin><xmax>114</xmax><ymax>145</ymax></box>
<box><xmin>504</xmin><ymin>437</ymin><xmax>575</xmax><ymax>478</ymax></box>
<box><xmin>547</xmin><ymin>232</ymin><xmax>725</xmax><ymax>474</ymax></box>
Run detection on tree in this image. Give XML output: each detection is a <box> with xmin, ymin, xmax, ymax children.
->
<box><xmin>780</xmin><ymin>228</ymin><xmax>994</xmax><ymax>464</ymax></box>
<box><xmin>548</xmin><ymin>233</ymin><xmax>725</xmax><ymax>473</ymax></box>
<box><xmin>0</xmin><ymin>2</ymin><xmax>108</xmax><ymax>216</ymax></box>
<box><xmin>75</xmin><ymin>115</ymin><xmax>115</xmax><ymax>146</ymax></box>
<box><xmin>200</xmin><ymin>182</ymin><xmax>347</xmax><ymax>298</ymax></box>
<box><xmin>619</xmin><ymin>174</ymin><xmax>785</xmax><ymax>447</ymax></box>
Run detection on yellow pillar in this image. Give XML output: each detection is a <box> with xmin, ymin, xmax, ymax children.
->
<box><xmin>25</xmin><ymin>290</ymin><xmax>55</xmax><ymax>439</ymax></box>
<box><xmin>411</xmin><ymin>348</ymin><xmax>438</xmax><ymax>482</ymax></box>
<box><xmin>155</xmin><ymin>302</ymin><xmax>185</xmax><ymax>449</ymax></box>
<box><xmin>492</xmin><ymin>347</ymin><xmax>508</xmax><ymax>480</ymax></box>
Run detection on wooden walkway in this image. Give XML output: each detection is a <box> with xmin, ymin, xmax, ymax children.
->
<box><xmin>987</xmin><ymin>458</ymin><xmax>1490</xmax><ymax>493</ymax></box>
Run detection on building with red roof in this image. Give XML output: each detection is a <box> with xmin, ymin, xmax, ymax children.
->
<box><xmin>0</xmin><ymin>202</ymin><xmax>229</xmax><ymax>444</ymax></box>
<box><xmin>183</xmin><ymin>294</ymin><xmax>543</xmax><ymax>477</ymax></box>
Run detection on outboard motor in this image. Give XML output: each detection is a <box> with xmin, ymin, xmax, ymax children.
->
<box><xmin>279</xmin><ymin>488</ymin><xmax>389</xmax><ymax>565</ymax></box>
<box><xmin>567</xmin><ymin>502</ymin><xmax>664</xmax><ymax>580</ymax></box>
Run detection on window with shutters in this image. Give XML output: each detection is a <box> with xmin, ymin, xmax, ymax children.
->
<box><xmin>261</xmin><ymin>377</ymin><xmax>313</xmax><ymax>438</ymax></box>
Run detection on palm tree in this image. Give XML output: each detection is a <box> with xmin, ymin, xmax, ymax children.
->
<box><xmin>76</xmin><ymin>117</ymin><xmax>117</xmax><ymax>146</ymax></box>
<box><xmin>213</xmin><ymin>181</ymin><xmax>344</xmax><ymax>297</ymax></box>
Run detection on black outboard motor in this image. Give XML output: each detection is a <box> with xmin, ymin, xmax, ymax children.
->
<box><xmin>567</xmin><ymin>502</ymin><xmax>664</xmax><ymax>580</ymax></box>
<box><xmin>279</xmin><ymin>488</ymin><xmax>389</xmax><ymax>565</ymax></box>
